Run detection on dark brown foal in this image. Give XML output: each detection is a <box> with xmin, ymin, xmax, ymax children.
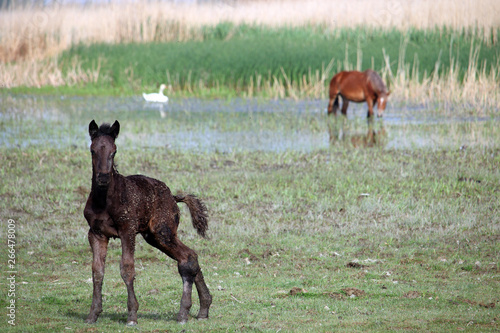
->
<box><xmin>84</xmin><ymin>120</ymin><xmax>212</xmax><ymax>325</ymax></box>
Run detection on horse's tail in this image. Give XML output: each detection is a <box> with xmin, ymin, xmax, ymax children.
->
<box><xmin>328</xmin><ymin>74</ymin><xmax>341</xmax><ymax>115</ymax></box>
<box><xmin>333</xmin><ymin>95</ymin><xmax>340</xmax><ymax>110</ymax></box>
<box><xmin>174</xmin><ymin>194</ymin><xmax>208</xmax><ymax>238</ymax></box>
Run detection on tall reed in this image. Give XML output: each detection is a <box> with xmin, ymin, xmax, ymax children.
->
<box><xmin>380</xmin><ymin>39</ymin><xmax>500</xmax><ymax>111</ymax></box>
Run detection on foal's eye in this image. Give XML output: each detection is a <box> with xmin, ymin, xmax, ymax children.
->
<box><xmin>91</xmin><ymin>150</ymin><xmax>96</xmax><ymax>156</ymax></box>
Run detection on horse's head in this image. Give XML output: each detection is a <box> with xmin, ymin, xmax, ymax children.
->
<box><xmin>377</xmin><ymin>91</ymin><xmax>390</xmax><ymax>117</ymax></box>
<box><xmin>88</xmin><ymin>120</ymin><xmax>120</xmax><ymax>187</ymax></box>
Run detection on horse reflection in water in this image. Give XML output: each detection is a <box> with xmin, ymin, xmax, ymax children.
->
<box><xmin>327</xmin><ymin>69</ymin><xmax>390</xmax><ymax>118</ymax></box>
<box><xmin>328</xmin><ymin>118</ymin><xmax>387</xmax><ymax>148</ymax></box>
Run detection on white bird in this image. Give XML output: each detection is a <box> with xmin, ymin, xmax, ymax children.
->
<box><xmin>142</xmin><ymin>84</ymin><xmax>169</xmax><ymax>103</ymax></box>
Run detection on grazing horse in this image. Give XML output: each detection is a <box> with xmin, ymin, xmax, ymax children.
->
<box><xmin>327</xmin><ymin>69</ymin><xmax>390</xmax><ymax>118</ymax></box>
<box><xmin>84</xmin><ymin>120</ymin><xmax>212</xmax><ymax>325</ymax></box>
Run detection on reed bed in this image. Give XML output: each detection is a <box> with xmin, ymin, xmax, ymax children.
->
<box><xmin>1</xmin><ymin>0</ymin><xmax>499</xmax><ymax>62</ymax></box>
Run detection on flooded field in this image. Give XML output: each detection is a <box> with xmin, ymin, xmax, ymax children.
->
<box><xmin>1</xmin><ymin>94</ymin><xmax>498</xmax><ymax>152</ymax></box>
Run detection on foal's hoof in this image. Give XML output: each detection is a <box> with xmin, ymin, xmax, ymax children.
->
<box><xmin>196</xmin><ymin>310</ymin><xmax>209</xmax><ymax>321</ymax></box>
<box><xmin>177</xmin><ymin>309</ymin><xmax>190</xmax><ymax>324</ymax></box>
<box><xmin>126</xmin><ymin>320</ymin><xmax>138</xmax><ymax>326</ymax></box>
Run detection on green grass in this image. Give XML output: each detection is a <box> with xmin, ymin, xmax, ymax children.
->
<box><xmin>1</xmin><ymin>145</ymin><xmax>499</xmax><ymax>332</ymax></box>
<box><xmin>60</xmin><ymin>25</ymin><xmax>500</xmax><ymax>96</ymax></box>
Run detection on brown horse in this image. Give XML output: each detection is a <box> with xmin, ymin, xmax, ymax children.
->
<box><xmin>84</xmin><ymin>120</ymin><xmax>212</xmax><ymax>325</ymax></box>
<box><xmin>327</xmin><ymin>69</ymin><xmax>390</xmax><ymax>118</ymax></box>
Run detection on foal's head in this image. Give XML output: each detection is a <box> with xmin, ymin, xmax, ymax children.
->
<box><xmin>88</xmin><ymin>120</ymin><xmax>120</xmax><ymax>187</ymax></box>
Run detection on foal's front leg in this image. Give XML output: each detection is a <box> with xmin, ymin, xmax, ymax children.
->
<box><xmin>120</xmin><ymin>233</ymin><xmax>139</xmax><ymax>326</ymax></box>
<box><xmin>86</xmin><ymin>230</ymin><xmax>109</xmax><ymax>324</ymax></box>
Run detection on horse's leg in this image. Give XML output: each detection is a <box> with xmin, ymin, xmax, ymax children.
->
<box><xmin>119</xmin><ymin>233</ymin><xmax>139</xmax><ymax>326</ymax></box>
<box><xmin>341</xmin><ymin>98</ymin><xmax>349</xmax><ymax>116</ymax></box>
<box><xmin>142</xmin><ymin>230</ymin><xmax>212</xmax><ymax>323</ymax></box>
<box><xmin>366</xmin><ymin>97</ymin><xmax>375</xmax><ymax>118</ymax></box>
<box><xmin>85</xmin><ymin>230</ymin><xmax>109</xmax><ymax>324</ymax></box>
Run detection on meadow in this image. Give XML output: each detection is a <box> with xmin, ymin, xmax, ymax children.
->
<box><xmin>0</xmin><ymin>144</ymin><xmax>499</xmax><ymax>331</ymax></box>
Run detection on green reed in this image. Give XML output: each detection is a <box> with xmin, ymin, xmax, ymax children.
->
<box><xmin>60</xmin><ymin>25</ymin><xmax>499</xmax><ymax>97</ymax></box>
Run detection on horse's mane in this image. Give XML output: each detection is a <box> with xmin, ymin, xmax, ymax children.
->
<box><xmin>366</xmin><ymin>70</ymin><xmax>388</xmax><ymax>94</ymax></box>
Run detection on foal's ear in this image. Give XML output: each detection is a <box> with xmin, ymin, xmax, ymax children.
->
<box><xmin>109</xmin><ymin>120</ymin><xmax>120</xmax><ymax>139</ymax></box>
<box><xmin>89</xmin><ymin>120</ymin><xmax>99</xmax><ymax>139</ymax></box>
<box><xmin>387</xmin><ymin>91</ymin><xmax>391</xmax><ymax>96</ymax></box>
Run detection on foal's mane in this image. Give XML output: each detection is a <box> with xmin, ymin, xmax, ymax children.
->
<box><xmin>94</xmin><ymin>123</ymin><xmax>116</xmax><ymax>138</ymax></box>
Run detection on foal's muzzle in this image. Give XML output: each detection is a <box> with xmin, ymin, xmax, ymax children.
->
<box><xmin>96</xmin><ymin>172</ymin><xmax>111</xmax><ymax>186</ymax></box>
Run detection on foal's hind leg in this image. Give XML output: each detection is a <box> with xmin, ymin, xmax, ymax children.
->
<box><xmin>86</xmin><ymin>230</ymin><xmax>109</xmax><ymax>324</ymax></box>
<box><xmin>177</xmin><ymin>248</ymin><xmax>212</xmax><ymax>323</ymax></box>
<box><xmin>142</xmin><ymin>231</ymin><xmax>212</xmax><ymax>323</ymax></box>
<box><xmin>193</xmin><ymin>268</ymin><xmax>212</xmax><ymax>320</ymax></box>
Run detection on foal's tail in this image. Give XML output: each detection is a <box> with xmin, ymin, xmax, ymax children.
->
<box><xmin>174</xmin><ymin>194</ymin><xmax>209</xmax><ymax>238</ymax></box>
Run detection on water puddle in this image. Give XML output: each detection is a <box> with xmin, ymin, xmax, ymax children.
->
<box><xmin>0</xmin><ymin>94</ymin><xmax>498</xmax><ymax>152</ymax></box>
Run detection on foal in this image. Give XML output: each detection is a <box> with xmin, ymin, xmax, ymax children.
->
<box><xmin>84</xmin><ymin>120</ymin><xmax>212</xmax><ymax>325</ymax></box>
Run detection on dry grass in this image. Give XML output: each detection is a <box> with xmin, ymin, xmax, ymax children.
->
<box><xmin>381</xmin><ymin>39</ymin><xmax>500</xmax><ymax>111</ymax></box>
<box><xmin>0</xmin><ymin>56</ymin><xmax>101</xmax><ymax>88</ymax></box>
<box><xmin>1</xmin><ymin>0</ymin><xmax>499</xmax><ymax>63</ymax></box>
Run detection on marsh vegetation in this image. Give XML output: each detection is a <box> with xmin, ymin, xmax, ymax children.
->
<box><xmin>1</xmin><ymin>0</ymin><xmax>499</xmax><ymax>109</ymax></box>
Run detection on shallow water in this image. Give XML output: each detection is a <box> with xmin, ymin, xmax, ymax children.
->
<box><xmin>0</xmin><ymin>94</ymin><xmax>498</xmax><ymax>152</ymax></box>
